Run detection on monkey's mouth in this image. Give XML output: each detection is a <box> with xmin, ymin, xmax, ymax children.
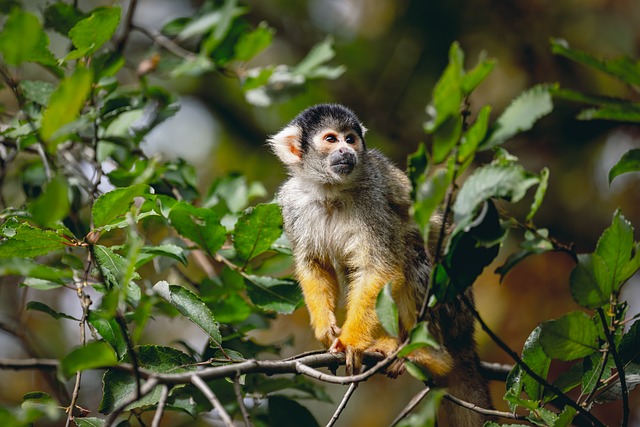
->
<box><xmin>330</xmin><ymin>157</ymin><xmax>356</xmax><ymax>175</ymax></box>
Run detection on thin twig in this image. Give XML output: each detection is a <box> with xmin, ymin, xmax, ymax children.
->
<box><xmin>117</xmin><ymin>0</ymin><xmax>139</xmax><ymax>52</ymax></box>
<box><xmin>233</xmin><ymin>374</ymin><xmax>253</xmax><ymax>427</ymax></box>
<box><xmin>151</xmin><ymin>385</ymin><xmax>169</xmax><ymax>427</ymax></box>
<box><xmin>389</xmin><ymin>386</ymin><xmax>431</xmax><ymax>427</ymax></box>
<box><xmin>191</xmin><ymin>375</ymin><xmax>235</xmax><ymax>427</ymax></box>
<box><xmin>443</xmin><ymin>393</ymin><xmax>525</xmax><ymax>420</ymax></box>
<box><xmin>597</xmin><ymin>307</ymin><xmax>629</xmax><ymax>426</ymax></box>
<box><xmin>132</xmin><ymin>25</ymin><xmax>197</xmax><ymax>60</ymax></box>
<box><xmin>326</xmin><ymin>382</ymin><xmax>357</xmax><ymax>427</ymax></box>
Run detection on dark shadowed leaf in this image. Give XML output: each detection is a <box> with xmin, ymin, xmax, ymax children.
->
<box><xmin>169</xmin><ymin>203</ymin><xmax>226</xmax><ymax>256</ymax></box>
<box><xmin>244</xmin><ymin>274</ymin><xmax>302</xmax><ymax>314</ymax></box>
<box><xmin>29</xmin><ymin>175</ymin><xmax>70</xmax><ymax>227</ymax></box>
<box><xmin>26</xmin><ymin>301</ymin><xmax>78</xmax><ymax>321</ymax></box>
<box><xmin>570</xmin><ymin>253</ymin><xmax>610</xmax><ymax>309</ymax></box>
<box><xmin>268</xmin><ymin>396</ymin><xmax>320</xmax><ymax>427</ymax></box>
<box><xmin>519</xmin><ymin>326</ymin><xmax>551</xmax><ymax>402</ymax></box>
<box><xmin>88</xmin><ymin>312</ymin><xmax>128</xmax><ymax>360</ymax></box>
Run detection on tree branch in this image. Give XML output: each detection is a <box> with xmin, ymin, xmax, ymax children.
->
<box><xmin>326</xmin><ymin>382</ymin><xmax>357</xmax><ymax>427</ymax></box>
<box><xmin>233</xmin><ymin>374</ymin><xmax>254</xmax><ymax>427</ymax></box>
<box><xmin>151</xmin><ymin>385</ymin><xmax>169</xmax><ymax>427</ymax></box>
<box><xmin>191</xmin><ymin>375</ymin><xmax>235</xmax><ymax>427</ymax></box>
<box><xmin>389</xmin><ymin>386</ymin><xmax>431</xmax><ymax>427</ymax></box>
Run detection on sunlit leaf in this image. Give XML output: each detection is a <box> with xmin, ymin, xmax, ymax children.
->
<box><xmin>526</xmin><ymin>167</ymin><xmax>549</xmax><ymax>222</ymax></box>
<box><xmin>92</xmin><ymin>184</ymin><xmax>150</xmax><ymax>229</ymax></box>
<box><xmin>458</xmin><ymin>105</ymin><xmax>491</xmax><ymax>162</ymax></box>
<box><xmin>168</xmin><ymin>203</ymin><xmax>226</xmax><ymax>256</ymax></box>
<box><xmin>0</xmin><ymin>224</ymin><xmax>67</xmax><ymax>259</ymax></box>
<box><xmin>595</xmin><ymin>210</ymin><xmax>638</xmax><ymax>291</ymax></box>
<box><xmin>424</xmin><ymin>42</ymin><xmax>464</xmax><ymax>133</ymax></box>
<box><xmin>67</xmin><ymin>7</ymin><xmax>121</xmax><ymax>59</ymax></box>
<box><xmin>60</xmin><ymin>341</ymin><xmax>118</xmax><ymax>379</ymax></box>
<box><xmin>519</xmin><ymin>327</ymin><xmax>551</xmax><ymax>402</ymax></box>
<box><xmin>482</xmin><ymin>84</ymin><xmax>556</xmax><ymax>149</ymax></box>
<box><xmin>88</xmin><ymin>312</ymin><xmax>128</xmax><ymax>360</ymax></box>
<box><xmin>233</xmin><ymin>203</ymin><xmax>283</xmax><ymax>262</ymax></box>
<box><xmin>0</xmin><ymin>258</ymin><xmax>71</xmax><ymax>284</ymax></box>
<box><xmin>235</xmin><ymin>21</ymin><xmax>274</xmax><ymax>61</ymax></box>
<box><xmin>539</xmin><ymin>311</ymin><xmax>599</xmax><ymax>361</ymax></box>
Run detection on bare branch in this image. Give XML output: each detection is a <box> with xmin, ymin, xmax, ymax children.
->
<box><xmin>326</xmin><ymin>382</ymin><xmax>357</xmax><ymax>427</ymax></box>
<box><xmin>389</xmin><ymin>386</ymin><xmax>431</xmax><ymax>427</ymax></box>
<box><xmin>233</xmin><ymin>375</ymin><xmax>253</xmax><ymax>427</ymax></box>
<box><xmin>443</xmin><ymin>392</ymin><xmax>525</xmax><ymax>421</ymax></box>
<box><xmin>151</xmin><ymin>385</ymin><xmax>169</xmax><ymax>427</ymax></box>
<box><xmin>191</xmin><ymin>375</ymin><xmax>235</xmax><ymax>427</ymax></box>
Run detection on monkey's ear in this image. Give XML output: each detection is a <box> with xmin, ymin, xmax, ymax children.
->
<box><xmin>360</xmin><ymin>124</ymin><xmax>368</xmax><ymax>136</ymax></box>
<box><xmin>268</xmin><ymin>125</ymin><xmax>303</xmax><ymax>165</ymax></box>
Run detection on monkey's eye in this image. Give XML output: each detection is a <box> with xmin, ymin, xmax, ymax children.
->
<box><xmin>324</xmin><ymin>134</ymin><xmax>337</xmax><ymax>143</ymax></box>
<box><xmin>345</xmin><ymin>135</ymin><xmax>356</xmax><ymax>144</ymax></box>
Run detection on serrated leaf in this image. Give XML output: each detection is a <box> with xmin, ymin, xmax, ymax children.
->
<box><xmin>93</xmin><ymin>245</ymin><xmax>133</xmax><ymax>289</ymax></box>
<box><xmin>153</xmin><ymin>281</ymin><xmax>222</xmax><ymax>345</ymax></box>
<box><xmin>482</xmin><ymin>84</ymin><xmax>556</xmax><ymax>149</ymax></box>
<box><xmin>0</xmin><ymin>224</ymin><xmax>67</xmax><ymax>258</ymax></box>
<box><xmin>67</xmin><ymin>7</ymin><xmax>121</xmax><ymax>59</ymax></box>
<box><xmin>168</xmin><ymin>203</ymin><xmax>226</xmax><ymax>256</ymax></box>
<box><xmin>595</xmin><ymin>210</ymin><xmax>637</xmax><ymax>291</ymax></box>
<box><xmin>432</xmin><ymin>116</ymin><xmax>463</xmax><ymax>163</ymax></box>
<box><xmin>44</xmin><ymin>3</ymin><xmax>86</xmax><ymax>35</ymax></box>
<box><xmin>233</xmin><ymin>203</ymin><xmax>283</xmax><ymax>262</ymax></box>
<box><xmin>0</xmin><ymin>258</ymin><xmax>71</xmax><ymax>283</ymax></box>
<box><xmin>88</xmin><ymin>312</ymin><xmax>127</xmax><ymax>360</ymax></box>
<box><xmin>453</xmin><ymin>162</ymin><xmax>539</xmax><ymax>232</ymax></box>
<box><xmin>41</xmin><ymin>66</ymin><xmax>93</xmax><ymax>145</ymax></box>
<box><xmin>244</xmin><ymin>274</ymin><xmax>302</xmax><ymax>314</ymax></box>
<box><xmin>539</xmin><ymin>311</ymin><xmax>599</xmax><ymax>361</ymax></box>
<box><xmin>60</xmin><ymin>341</ymin><xmax>118</xmax><ymax>379</ymax></box>
<box><xmin>26</xmin><ymin>301</ymin><xmax>78</xmax><ymax>321</ymax></box>
<box><xmin>235</xmin><ymin>21</ymin><xmax>274</xmax><ymax>61</ymax></box>
<box><xmin>375</xmin><ymin>282</ymin><xmax>399</xmax><ymax>337</ymax></box>
<box><xmin>461</xmin><ymin>55</ymin><xmax>496</xmax><ymax>95</ymax></box>
<box><xmin>29</xmin><ymin>175</ymin><xmax>70</xmax><ymax>227</ymax></box>
<box><xmin>294</xmin><ymin>37</ymin><xmax>337</xmax><ymax>76</ymax></box>
<box><xmin>609</xmin><ymin>149</ymin><xmax>640</xmax><ymax>184</ymax></box>
<box><xmin>551</xmin><ymin>38</ymin><xmax>640</xmax><ymax>87</ymax></box>
<box><xmin>0</xmin><ymin>9</ymin><xmax>56</xmax><ymax>66</ymax></box>
<box><xmin>570</xmin><ymin>253</ymin><xmax>610</xmax><ymax>309</ymax></box>
<box><xmin>100</xmin><ymin>345</ymin><xmax>196</xmax><ymax>414</ymax></box>
<box><xmin>92</xmin><ymin>184</ymin><xmax>150</xmax><ymax>229</ymax></box>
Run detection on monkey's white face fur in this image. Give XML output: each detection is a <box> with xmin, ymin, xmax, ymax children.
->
<box><xmin>268</xmin><ymin>124</ymin><xmax>367</xmax><ymax>186</ymax></box>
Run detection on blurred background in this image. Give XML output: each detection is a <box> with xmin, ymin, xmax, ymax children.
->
<box><xmin>2</xmin><ymin>0</ymin><xmax>640</xmax><ymax>425</ymax></box>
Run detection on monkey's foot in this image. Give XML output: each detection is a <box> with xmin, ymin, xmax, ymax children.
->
<box><xmin>385</xmin><ymin>358</ymin><xmax>406</xmax><ymax>379</ymax></box>
<box><xmin>317</xmin><ymin>324</ymin><xmax>341</xmax><ymax>348</ymax></box>
<box><xmin>329</xmin><ymin>338</ymin><xmax>362</xmax><ymax>375</ymax></box>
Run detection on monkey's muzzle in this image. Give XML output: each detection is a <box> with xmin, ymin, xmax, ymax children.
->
<box><xmin>329</xmin><ymin>149</ymin><xmax>357</xmax><ymax>175</ymax></box>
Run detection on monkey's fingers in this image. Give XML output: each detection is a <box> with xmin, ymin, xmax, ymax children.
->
<box><xmin>344</xmin><ymin>347</ymin><xmax>362</xmax><ymax>376</ymax></box>
<box><xmin>329</xmin><ymin>337</ymin><xmax>346</xmax><ymax>354</ymax></box>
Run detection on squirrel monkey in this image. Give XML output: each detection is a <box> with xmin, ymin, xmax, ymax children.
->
<box><xmin>269</xmin><ymin>104</ymin><xmax>492</xmax><ymax>426</ymax></box>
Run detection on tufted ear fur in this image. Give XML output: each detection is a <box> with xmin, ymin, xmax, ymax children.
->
<box><xmin>267</xmin><ymin>125</ymin><xmax>303</xmax><ymax>165</ymax></box>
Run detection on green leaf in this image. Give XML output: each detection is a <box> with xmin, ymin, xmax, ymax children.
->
<box><xmin>294</xmin><ymin>37</ymin><xmax>338</xmax><ymax>76</ymax></box>
<box><xmin>201</xmin><ymin>0</ymin><xmax>243</xmax><ymax>55</ymax></box>
<box><xmin>88</xmin><ymin>312</ymin><xmax>128</xmax><ymax>360</ymax></box>
<box><xmin>100</xmin><ymin>345</ymin><xmax>196</xmax><ymax>414</ymax></box>
<box><xmin>233</xmin><ymin>203</ymin><xmax>283</xmax><ymax>262</ymax></box>
<box><xmin>74</xmin><ymin>418</ymin><xmax>105</xmax><ymax>427</ymax></box>
<box><xmin>235</xmin><ymin>21</ymin><xmax>274</xmax><ymax>61</ymax></box>
<box><xmin>577</xmin><ymin>104</ymin><xmax>640</xmax><ymax>123</ymax></box>
<box><xmin>413</xmin><ymin>161</ymin><xmax>454</xmax><ymax>238</ymax></box>
<box><xmin>458</xmin><ymin>105</ymin><xmax>491</xmax><ymax>162</ymax></box>
<box><xmin>92</xmin><ymin>184</ymin><xmax>150</xmax><ymax>229</ymax></box>
<box><xmin>453</xmin><ymin>162</ymin><xmax>539</xmax><ymax>232</ymax></box>
<box><xmin>93</xmin><ymin>245</ymin><xmax>131</xmax><ymax>289</ymax></box>
<box><xmin>268</xmin><ymin>396</ymin><xmax>320</xmax><ymax>427</ymax></box>
<box><xmin>526</xmin><ymin>167</ymin><xmax>549</xmax><ymax>222</ymax></box>
<box><xmin>0</xmin><ymin>9</ymin><xmax>56</xmax><ymax>66</ymax></box>
<box><xmin>153</xmin><ymin>281</ymin><xmax>222</xmax><ymax>345</ymax></box>
<box><xmin>375</xmin><ymin>282</ymin><xmax>399</xmax><ymax>337</ymax></box>
<box><xmin>0</xmin><ymin>223</ymin><xmax>67</xmax><ymax>259</ymax></box>
<box><xmin>406</xmin><ymin>143</ymin><xmax>429</xmax><ymax>194</ymax></box>
<box><xmin>519</xmin><ymin>326</ymin><xmax>551</xmax><ymax>402</ymax></box>
<box><xmin>244</xmin><ymin>274</ymin><xmax>302</xmax><ymax>314</ymax></box>
<box><xmin>204</xmin><ymin>174</ymin><xmax>268</xmax><ymax>213</ymax></box>
<box><xmin>539</xmin><ymin>311</ymin><xmax>599</xmax><ymax>361</ymax></box>
<box><xmin>26</xmin><ymin>301</ymin><xmax>78</xmax><ymax>321</ymax></box>
<box><xmin>41</xmin><ymin>66</ymin><xmax>93</xmax><ymax>145</ymax></box>
<box><xmin>29</xmin><ymin>175</ymin><xmax>70</xmax><ymax>227</ymax></box>
<box><xmin>207</xmin><ymin>292</ymin><xmax>252</xmax><ymax>324</ymax></box>
<box><xmin>609</xmin><ymin>149</ymin><xmax>640</xmax><ymax>184</ymax></box>
<box><xmin>461</xmin><ymin>54</ymin><xmax>496</xmax><ymax>95</ymax></box>
<box><xmin>60</xmin><ymin>341</ymin><xmax>118</xmax><ymax>379</ymax></box>
<box><xmin>595</xmin><ymin>209</ymin><xmax>637</xmax><ymax>291</ymax></box>
<box><xmin>618</xmin><ymin>320</ymin><xmax>640</xmax><ymax>364</ymax></box>
<box><xmin>137</xmin><ymin>244</ymin><xmax>187</xmax><ymax>267</ymax></box>
<box><xmin>67</xmin><ymin>7</ymin><xmax>121</xmax><ymax>59</ymax></box>
<box><xmin>551</xmin><ymin>38</ymin><xmax>640</xmax><ymax>87</ymax></box>
<box><xmin>44</xmin><ymin>3</ymin><xmax>86</xmax><ymax>35</ymax></box>
<box><xmin>482</xmin><ymin>84</ymin><xmax>556</xmax><ymax>149</ymax></box>
<box><xmin>397</xmin><ymin>322</ymin><xmax>440</xmax><ymax>358</ymax></box>
<box><xmin>0</xmin><ymin>258</ymin><xmax>71</xmax><ymax>283</ymax></box>
<box><xmin>425</xmin><ymin>42</ymin><xmax>464</xmax><ymax>133</ymax></box>
<box><xmin>20</xmin><ymin>80</ymin><xmax>56</xmax><ymax>106</ymax></box>
<box><xmin>432</xmin><ymin>116</ymin><xmax>463</xmax><ymax>163</ymax></box>
<box><xmin>569</xmin><ymin>253</ymin><xmax>611</xmax><ymax>309</ymax></box>
<box><xmin>169</xmin><ymin>203</ymin><xmax>226</xmax><ymax>256</ymax></box>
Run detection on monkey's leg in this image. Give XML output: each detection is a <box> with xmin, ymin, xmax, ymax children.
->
<box><xmin>296</xmin><ymin>260</ymin><xmax>341</xmax><ymax>348</ymax></box>
<box><xmin>330</xmin><ymin>271</ymin><xmax>400</xmax><ymax>374</ymax></box>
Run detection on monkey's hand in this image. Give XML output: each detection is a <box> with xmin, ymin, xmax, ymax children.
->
<box><xmin>315</xmin><ymin>323</ymin><xmax>341</xmax><ymax>348</ymax></box>
<box><xmin>329</xmin><ymin>337</ymin><xmax>363</xmax><ymax>375</ymax></box>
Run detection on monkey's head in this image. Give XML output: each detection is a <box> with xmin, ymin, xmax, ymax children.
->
<box><xmin>268</xmin><ymin>104</ymin><xmax>367</xmax><ymax>185</ymax></box>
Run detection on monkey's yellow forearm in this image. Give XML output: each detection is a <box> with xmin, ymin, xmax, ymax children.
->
<box><xmin>296</xmin><ymin>260</ymin><xmax>340</xmax><ymax>347</ymax></box>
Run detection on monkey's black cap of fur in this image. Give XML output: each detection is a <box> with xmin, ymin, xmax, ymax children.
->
<box><xmin>292</xmin><ymin>104</ymin><xmax>367</xmax><ymax>152</ymax></box>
